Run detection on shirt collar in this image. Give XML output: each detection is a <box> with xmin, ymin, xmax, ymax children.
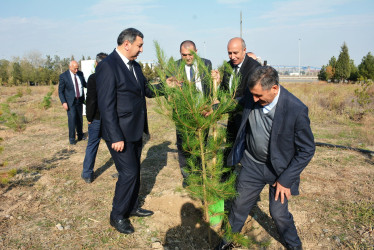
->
<box><xmin>115</xmin><ymin>48</ymin><xmax>131</xmax><ymax>68</ymax></box>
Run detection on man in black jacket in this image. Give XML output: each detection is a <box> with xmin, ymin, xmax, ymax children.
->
<box><xmin>220</xmin><ymin>37</ymin><xmax>261</xmax><ymax>167</ymax></box>
<box><xmin>174</xmin><ymin>40</ymin><xmax>212</xmax><ymax>180</ymax></box>
<box><xmin>81</xmin><ymin>52</ymin><xmax>108</xmax><ymax>183</ymax></box>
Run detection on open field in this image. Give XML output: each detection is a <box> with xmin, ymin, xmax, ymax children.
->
<box><xmin>0</xmin><ymin>82</ymin><xmax>373</xmax><ymax>249</ymax></box>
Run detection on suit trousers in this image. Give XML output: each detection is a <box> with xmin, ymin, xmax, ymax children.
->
<box><xmin>228</xmin><ymin>157</ymin><xmax>302</xmax><ymax>247</ymax></box>
<box><xmin>106</xmin><ymin>139</ymin><xmax>142</xmax><ymax>220</ymax></box>
<box><xmin>82</xmin><ymin>119</ymin><xmax>101</xmax><ymax>179</ymax></box>
<box><xmin>67</xmin><ymin>99</ymin><xmax>83</xmax><ymax>143</ymax></box>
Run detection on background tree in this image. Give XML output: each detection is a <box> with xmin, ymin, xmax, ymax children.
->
<box><xmin>318</xmin><ymin>65</ymin><xmax>327</xmax><ymax>81</ymax></box>
<box><xmin>20</xmin><ymin>59</ymin><xmax>36</xmax><ymax>85</ymax></box>
<box><xmin>143</xmin><ymin>63</ymin><xmax>156</xmax><ymax>82</ymax></box>
<box><xmin>335</xmin><ymin>42</ymin><xmax>351</xmax><ymax>82</ymax></box>
<box><xmin>0</xmin><ymin>59</ymin><xmax>10</xmax><ymax>85</ymax></box>
<box><xmin>326</xmin><ymin>65</ymin><xmax>334</xmax><ymax>80</ymax></box>
<box><xmin>12</xmin><ymin>62</ymin><xmax>22</xmax><ymax>85</ymax></box>
<box><xmin>348</xmin><ymin>59</ymin><xmax>359</xmax><ymax>82</ymax></box>
<box><xmin>358</xmin><ymin>52</ymin><xmax>374</xmax><ymax>80</ymax></box>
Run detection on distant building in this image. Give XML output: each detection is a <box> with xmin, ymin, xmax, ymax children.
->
<box><xmin>138</xmin><ymin>60</ymin><xmax>156</xmax><ymax>69</ymax></box>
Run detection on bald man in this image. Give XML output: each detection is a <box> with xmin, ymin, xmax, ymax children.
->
<box><xmin>58</xmin><ymin>60</ymin><xmax>87</xmax><ymax>145</ymax></box>
<box><xmin>220</xmin><ymin>38</ymin><xmax>261</xmax><ymax>168</ymax></box>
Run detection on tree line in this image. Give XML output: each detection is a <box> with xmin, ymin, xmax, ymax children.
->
<box><xmin>0</xmin><ymin>52</ymin><xmax>92</xmax><ymax>86</ymax></box>
<box><xmin>318</xmin><ymin>42</ymin><xmax>374</xmax><ymax>82</ymax></box>
<box><xmin>0</xmin><ymin>51</ymin><xmax>161</xmax><ymax>86</ymax></box>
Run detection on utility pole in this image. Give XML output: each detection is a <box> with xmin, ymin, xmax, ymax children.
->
<box><xmin>240</xmin><ymin>11</ymin><xmax>242</xmax><ymax>38</ymax></box>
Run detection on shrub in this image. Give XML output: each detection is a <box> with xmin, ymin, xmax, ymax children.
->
<box><xmin>40</xmin><ymin>86</ymin><xmax>55</xmax><ymax>109</ymax></box>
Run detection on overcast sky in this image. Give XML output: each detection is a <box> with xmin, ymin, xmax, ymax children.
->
<box><xmin>1</xmin><ymin>0</ymin><xmax>373</xmax><ymax>68</ymax></box>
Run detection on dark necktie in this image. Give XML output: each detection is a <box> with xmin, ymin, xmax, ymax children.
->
<box><xmin>74</xmin><ymin>74</ymin><xmax>80</xmax><ymax>98</ymax></box>
<box><xmin>234</xmin><ymin>66</ymin><xmax>239</xmax><ymax>75</ymax></box>
<box><xmin>190</xmin><ymin>66</ymin><xmax>195</xmax><ymax>82</ymax></box>
<box><xmin>128</xmin><ymin>61</ymin><xmax>139</xmax><ymax>84</ymax></box>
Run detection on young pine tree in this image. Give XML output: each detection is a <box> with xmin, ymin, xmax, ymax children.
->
<box><xmin>152</xmin><ymin>41</ymin><xmax>239</xmax><ymax>224</ymax></box>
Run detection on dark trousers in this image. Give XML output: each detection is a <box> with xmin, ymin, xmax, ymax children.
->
<box><xmin>228</xmin><ymin>157</ymin><xmax>301</xmax><ymax>247</ymax></box>
<box><xmin>106</xmin><ymin>139</ymin><xmax>142</xmax><ymax>220</ymax></box>
<box><xmin>82</xmin><ymin>119</ymin><xmax>101</xmax><ymax>179</ymax></box>
<box><xmin>67</xmin><ymin>99</ymin><xmax>83</xmax><ymax>143</ymax></box>
<box><xmin>222</xmin><ymin>111</ymin><xmax>243</xmax><ymax>179</ymax></box>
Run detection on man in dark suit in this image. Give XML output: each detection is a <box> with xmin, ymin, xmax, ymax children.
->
<box><xmin>96</xmin><ymin>28</ymin><xmax>162</xmax><ymax>234</ymax></box>
<box><xmin>81</xmin><ymin>52</ymin><xmax>108</xmax><ymax>183</ymax></box>
<box><xmin>176</xmin><ymin>40</ymin><xmax>212</xmax><ymax>95</ymax></box>
<box><xmin>58</xmin><ymin>60</ymin><xmax>87</xmax><ymax>145</ymax></box>
<box><xmin>216</xmin><ymin>66</ymin><xmax>315</xmax><ymax>250</ymax></box>
<box><xmin>175</xmin><ymin>40</ymin><xmax>212</xmax><ymax>179</ymax></box>
<box><xmin>220</xmin><ymin>38</ymin><xmax>261</xmax><ymax>166</ymax></box>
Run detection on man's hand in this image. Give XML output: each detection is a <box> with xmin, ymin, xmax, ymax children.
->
<box><xmin>88</xmin><ymin>121</ymin><xmax>91</xmax><ymax>124</ymax></box>
<box><xmin>211</xmin><ymin>70</ymin><xmax>220</xmax><ymax>83</ymax></box>
<box><xmin>112</xmin><ymin>141</ymin><xmax>124</xmax><ymax>152</ymax></box>
<box><xmin>166</xmin><ymin>77</ymin><xmax>182</xmax><ymax>87</ymax></box>
<box><xmin>273</xmin><ymin>181</ymin><xmax>291</xmax><ymax>204</ymax></box>
<box><xmin>62</xmin><ymin>103</ymin><xmax>68</xmax><ymax>111</ymax></box>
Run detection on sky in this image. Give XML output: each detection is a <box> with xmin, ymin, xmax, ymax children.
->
<box><xmin>0</xmin><ymin>0</ymin><xmax>373</xmax><ymax>68</ymax></box>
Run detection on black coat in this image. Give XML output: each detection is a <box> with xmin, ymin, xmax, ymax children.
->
<box><xmin>85</xmin><ymin>73</ymin><xmax>100</xmax><ymax>122</ymax></box>
<box><xmin>96</xmin><ymin>49</ymin><xmax>160</xmax><ymax>143</ymax></box>
<box><xmin>175</xmin><ymin>58</ymin><xmax>212</xmax><ymax>96</ymax></box>
<box><xmin>220</xmin><ymin>55</ymin><xmax>261</xmax><ymax>99</ymax></box>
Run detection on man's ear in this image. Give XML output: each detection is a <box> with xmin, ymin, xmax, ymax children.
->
<box><xmin>272</xmin><ymin>84</ymin><xmax>279</xmax><ymax>94</ymax></box>
<box><xmin>123</xmin><ymin>40</ymin><xmax>130</xmax><ymax>51</ymax></box>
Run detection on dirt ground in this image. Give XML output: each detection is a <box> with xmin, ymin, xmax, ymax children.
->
<box><xmin>0</xmin><ymin>86</ymin><xmax>373</xmax><ymax>249</ymax></box>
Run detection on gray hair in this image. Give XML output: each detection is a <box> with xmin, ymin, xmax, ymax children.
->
<box><xmin>248</xmin><ymin>66</ymin><xmax>279</xmax><ymax>90</ymax></box>
<box><xmin>96</xmin><ymin>52</ymin><xmax>108</xmax><ymax>63</ymax></box>
<box><xmin>117</xmin><ymin>28</ymin><xmax>144</xmax><ymax>45</ymax></box>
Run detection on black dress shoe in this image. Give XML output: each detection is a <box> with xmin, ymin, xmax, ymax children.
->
<box><xmin>214</xmin><ymin>239</ymin><xmax>233</xmax><ymax>250</ymax></box>
<box><xmin>130</xmin><ymin>208</ymin><xmax>154</xmax><ymax>217</ymax></box>
<box><xmin>110</xmin><ymin>217</ymin><xmax>134</xmax><ymax>234</ymax></box>
<box><xmin>77</xmin><ymin>136</ymin><xmax>87</xmax><ymax>141</ymax></box>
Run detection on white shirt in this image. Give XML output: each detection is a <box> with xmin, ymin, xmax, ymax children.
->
<box><xmin>263</xmin><ymin>86</ymin><xmax>280</xmax><ymax>114</ymax></box>
<box><xmin>115</xmin><ymin>48</ymin><xmax>138</xmax><ymax>81</ymax></box>
<box><xmin>69</xmin><ymin>70</ymin><xmax>82</xmax><ymax>97</ymax></box>
<box><xmin>229</xmin><ymin>61</ymin><xmax>243</xmax><ymax>89</ymax></box>
<box><xmin>185</xmin><ymin>64</ymin><xmax>203</xmax><ymax>93</ymax></box>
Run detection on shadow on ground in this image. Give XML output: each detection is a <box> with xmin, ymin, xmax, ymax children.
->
<box><xmin>139</xmin><ymin>141</ymin><xmax>177</xmax><ymax>202</ymax></box>
<box><xmin>164</xmin><ymin>202</ymin><xmax>220</xmax><ymax>249</ymax></box>
<box><xmin>3</xmin><ymin>148</ymin><xmax>76</xmax><ymax>192</ymax></box>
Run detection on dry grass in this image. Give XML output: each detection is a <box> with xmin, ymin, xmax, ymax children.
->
<box><xmin>284</xmin><ymin>82</ymin><xmax>374</xmax><ymax>149</ymax></box>
<box><xmin>0</xmin><ymin>84</ymin><xmax>373</xmax><ymax>249</ymax></box>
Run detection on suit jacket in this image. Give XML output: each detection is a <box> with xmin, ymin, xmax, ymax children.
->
<box><xmin>228</xmin><ymin>86</ymin><xmax>315</xmax><ymax>189</ymax></box>
<box><xmin>58</xmin><ymin>70</ymin><xmax>86</xmax><ymax>107</ymax></box>
<box><xmin>175</xmin><ymin>58</ymin><xmax>212</xmax><ymax>96</ymax></box>
<box><xmin>96</xmin><ymin>49</ymin><xmax>160</xmax><ymax>143</ymax></box>
<box><xmin>220</xmin><ymin>55</ymin><xmax>261</xmax><ymax>99</ymax></box>
<box><xmin>85</xmin><ymin>73</ymin><xmax>100</xmax><ymax>122</ymax></box>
